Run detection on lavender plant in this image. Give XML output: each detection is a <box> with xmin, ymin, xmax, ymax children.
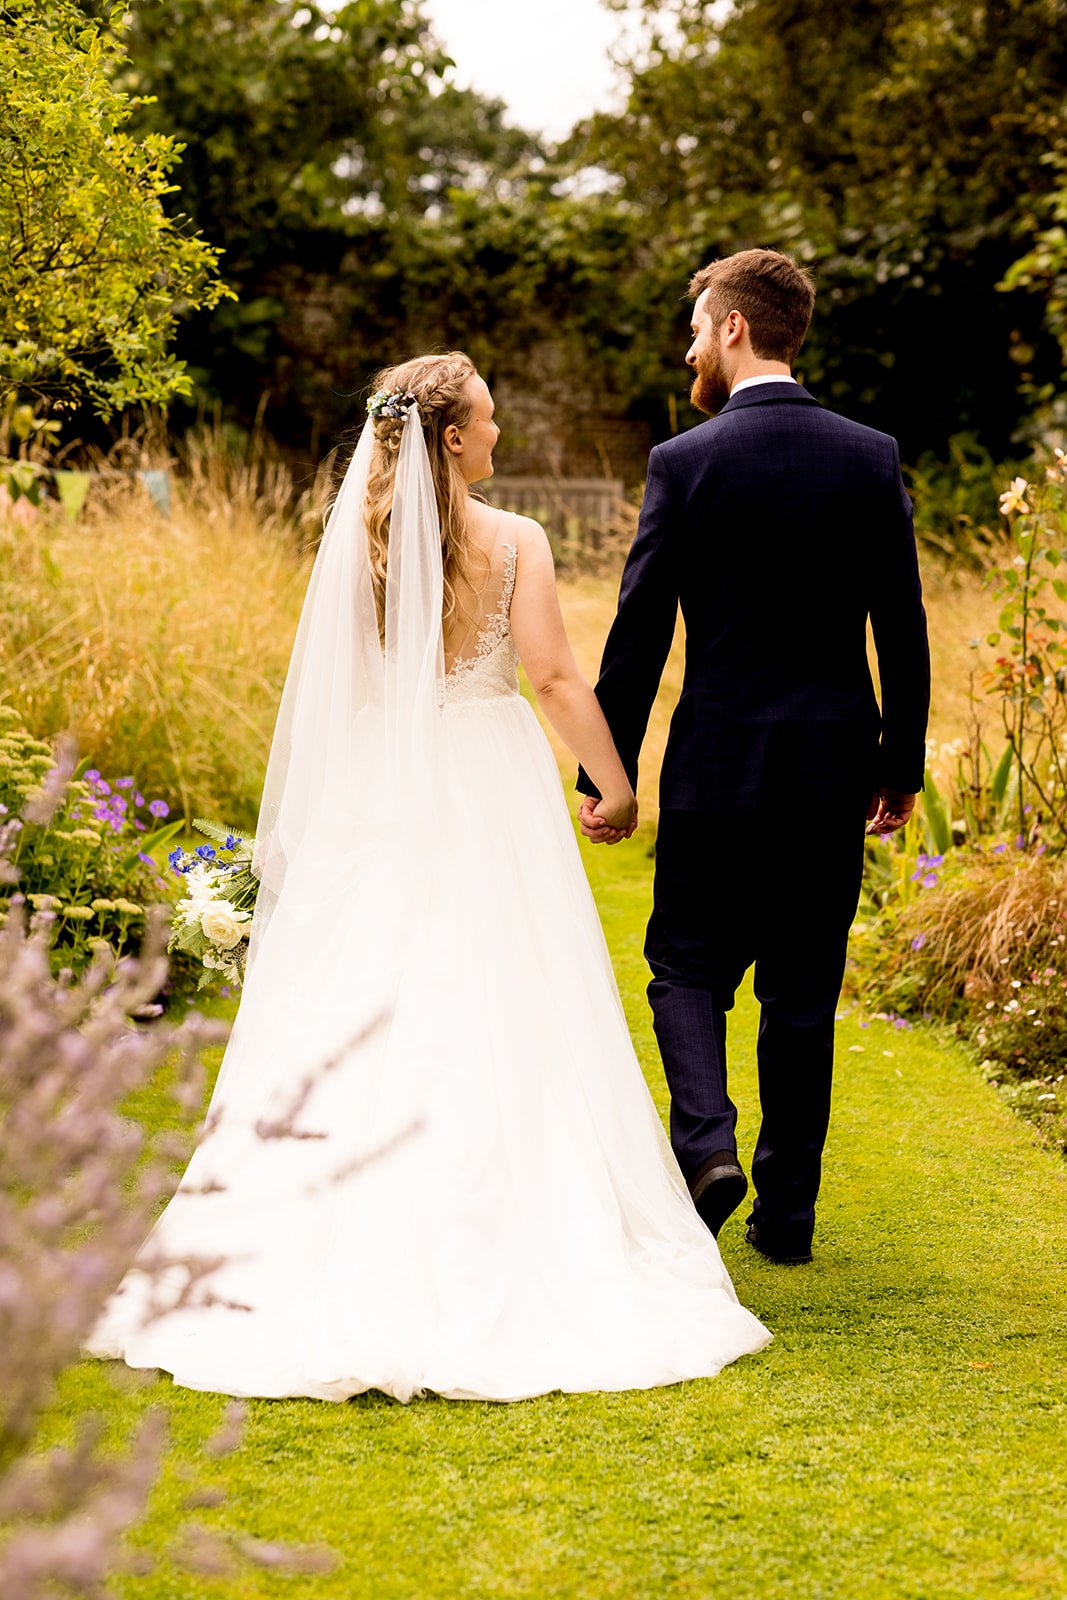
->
<box><xmin>0</xmin><ymin>749</ymin><xmax>228</xmax><ymax>1593</ymax></box>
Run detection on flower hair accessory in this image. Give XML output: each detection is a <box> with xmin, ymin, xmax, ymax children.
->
<box><xmin>366</xmin><ymin>389</ymin><xmax>419</xmax><ymax>422</ymax></box>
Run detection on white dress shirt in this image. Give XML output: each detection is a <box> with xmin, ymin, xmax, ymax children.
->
<box><xmin>729</xmin><ymin>374</ymin><xmax>798</xmax><ymax>395</ymax></box>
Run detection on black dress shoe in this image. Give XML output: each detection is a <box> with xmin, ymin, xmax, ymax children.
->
<box><xmin>689</xmin><ymin>1150</ymin><xmax>748</xmax><ymax>1238</ymax></box>
<box><xmin>744</xmin><ymin>1220</ymin><xmax>813</xmax><ymax>1265</ymax></box>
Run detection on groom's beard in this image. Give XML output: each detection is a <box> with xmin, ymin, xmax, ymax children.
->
<box><xmin>690</xmin><ymin>346</ymin><xmax>731</xmax><ymax>414</ymax></box>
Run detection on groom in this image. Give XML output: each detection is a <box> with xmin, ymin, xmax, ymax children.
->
<box><xmin>577</xmin><ymin>248</ymin><xmax>930</xmax><ymax>1264</ymax></box>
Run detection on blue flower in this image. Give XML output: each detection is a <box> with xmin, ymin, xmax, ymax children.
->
<box><xmin>224</xmin><ymin>833</ymin><xmax>239</xmax><ymax>850</ymax></box>
<box><xmin>195</xmin><ymin>845</ymin><xmax>216</xmax><ymax>860</ymax></box>
<box><xmin>167</xmin><ymin>847</ymin><xmax>184</xmax><ymax>866</ymax></box>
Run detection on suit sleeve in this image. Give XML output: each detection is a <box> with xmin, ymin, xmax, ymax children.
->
<box><xmin>577</xmin><ymin>448</ymin><xmax>680</xmax><ymax>798</ymax></box>
<box><xmin>869</xmin><ymin>440</ymin><xmax>931</xmax><ymax>794</ymax></box>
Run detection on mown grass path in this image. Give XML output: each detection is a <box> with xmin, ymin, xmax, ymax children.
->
<box><xmin>55</xmin><ymin>833</ymin><xmax>1066</xmax><ymax>1599</ymax></box>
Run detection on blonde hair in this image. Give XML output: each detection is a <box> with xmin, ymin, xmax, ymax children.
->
<box><xmin>363</xmin><ymin>351</ymin><xmax>480</xmax><ymax>642</ymax></box>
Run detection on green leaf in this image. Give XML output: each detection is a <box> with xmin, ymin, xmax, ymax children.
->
<box><xmin>121</xmin><ymin>817</ymin><xmax>183</xmax><ymax>870</ymax></box>
<box><xmin>990</xmin><ymin>743</ymin><xmax>1014</xmax><ymax>807</ymax></box>
<box><xmin>192</xmin><ymin>816</ymin><xmax>254</xmax><ymax>847</ymax></box>
<box><xmin>921</xmin><ymin>770</ymin><xmax>953</xmax><ymax>856</ymax></box>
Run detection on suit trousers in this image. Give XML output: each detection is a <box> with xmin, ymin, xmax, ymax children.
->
<box><xmin>645</xmin><ymin>800</ymin><xmax>869</xmax><ymax>1243</ymax></box>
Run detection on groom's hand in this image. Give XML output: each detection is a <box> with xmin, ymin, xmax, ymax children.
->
<box><xmin>578</xmin><ymin>795</ymin><xmax>638</xmax><ymax>845</ymax></box>
<box><xmin>866</xmin><ymin>788</ymin><xmax>917</xmax><ymax>836</ymax></box>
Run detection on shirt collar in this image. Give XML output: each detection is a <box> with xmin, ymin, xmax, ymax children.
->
<box><xmin>729</xmin><ymin>373</ymin><xmax>798</xmax><ymax>396</ymax></box>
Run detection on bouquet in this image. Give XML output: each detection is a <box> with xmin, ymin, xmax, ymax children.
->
<box><xmin>168</xmin><ymin>820</ymin><xmax>258</xmax><ymax>991</ymax></box>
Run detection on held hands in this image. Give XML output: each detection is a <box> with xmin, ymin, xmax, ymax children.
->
<box><xmin>866</xmin><ymin>787</ymin><xmax>917</xmax><ymax>836</ymax></box>
<box><xmin>577</xmin><ymin>792</ymin><xmax>639</xmax><ymax>846</ymax></box>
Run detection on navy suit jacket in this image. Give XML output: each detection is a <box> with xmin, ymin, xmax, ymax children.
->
<box><xmin>577</xmin><ymin>382</ymin><xmax>931</xmax><ymax>811</ymax></box>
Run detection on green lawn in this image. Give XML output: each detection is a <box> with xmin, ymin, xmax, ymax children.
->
<box><xmin>51</xmin><ymin>832</ymin><xmax>1067</xmax><ymax>1599</ymax></box>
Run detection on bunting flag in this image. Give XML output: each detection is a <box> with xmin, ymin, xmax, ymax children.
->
<box><xmin>52</xmin><ymin>470</ymin><xmax>91</xmax><ymax>521</ymax></box>
<box><xmin>138</xmin><ymin>468</ymin><xmax>172</xmax><ymax>517</ymax></box>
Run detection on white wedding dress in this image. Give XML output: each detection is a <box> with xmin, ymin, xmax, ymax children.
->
<box><xmin>88</xmin><ymin>439</ymin><xmax>770</xmax><ymax>1403</ymax></box>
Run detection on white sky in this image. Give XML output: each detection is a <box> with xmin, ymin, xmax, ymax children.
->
<box><xmin>420</xmin><ymin>0</ymin><xmax>639</xmax><ymax>139</ymax></box>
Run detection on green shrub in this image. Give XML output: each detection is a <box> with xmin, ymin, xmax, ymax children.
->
<box><xmin>0</xmin><ymin>705</ymin><xmax>182</xmax><ymax>978</ymax></box>
<box><xmin>851</xmin><ymin>841</ymin><xmax>1067</xmax><ymax>1154</ymax></box>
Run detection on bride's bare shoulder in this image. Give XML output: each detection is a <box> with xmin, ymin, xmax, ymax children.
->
<box><xmin>466</xmin><ymin>502</ymin><xmax>548</xmax><ymax>562</ymax></box>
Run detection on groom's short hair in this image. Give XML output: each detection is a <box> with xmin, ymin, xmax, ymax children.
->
<box><xmin>688</xmin><ymin>249</ymin><xmax>815</xmax><ymax>364</ymax></box>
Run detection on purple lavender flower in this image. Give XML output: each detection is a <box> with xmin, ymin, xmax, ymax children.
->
<box><xmin>148</xmin><ymin>800</ymin><xmax>169</xmax><ymax>819</ymax></box>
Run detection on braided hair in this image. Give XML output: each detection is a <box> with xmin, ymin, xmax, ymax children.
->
<box><xmin>363</xmin><ymin>351</ymin><xmax>481</xmax><ymax>644</ymax></box>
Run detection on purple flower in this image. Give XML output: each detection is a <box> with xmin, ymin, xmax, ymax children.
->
<box><xmin>83</xmin><ymin>768</ymin><xmax>100</xmax><ymax>782</ymax></box>
<box><xmin>137</xmin><ymin>852</ymin><xmax>154</xmax><ymax>866</ymax></box>
<box><xmin>921</xmin><ymin>872</ymin><xmax>938</xmax><ymax>889</ymax></box>
<box><xmin>1015</xmin><ymin>834</ymin><xmax>1026</xmax><ymax>850</ymax></box>
<box><xmin>95</xmin><ymin>779</ymin><xmax>111</xmax><ymax>796</ymax></box>
<box><xmin>893</xmin><ymin>1016</ymin><xmax>911</xmax><ymax>1029</ymax></box>
<box><xmin>992</xmin><ymin>843</ymin><xmax>1007</xmax><ymax>855</ymax></box>
<box><xmin>115</xmin><ymin>776</ymin><xmax>134</xmax><ymax>790</ymax></box>
<box><xmin>133</xmin><ymin>818</ymin><xmax>146</xmax><ymax>831</ymax></box>
<box><xmin>134</xmin><ymin>792</ymin><xmax>145</xmax><ymax>808</ymax></box>
<box><xmin>148</xmin><ymin>800</ymin><xmax>169</xmax><ymax>819</ymax></box>
<box><xmin>911</xmin><ymin>932</ymin><xmax>927</xmax><ymax>951</ymax></box>
<box><xmin>112</xmin><ymin>795</ymin><xmax>127</xmax><ymax>813</ymax></box>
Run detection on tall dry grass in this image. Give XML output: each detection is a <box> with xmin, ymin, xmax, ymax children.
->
<box><xmin>0</xmin><ymin>437</ymin><xmax>1003</xmax><ymax>828</ymax></box>
<box><xmin>1</xmin><ymin>429</ymin><xmax>336</xmax><ymax>829</ymax></box>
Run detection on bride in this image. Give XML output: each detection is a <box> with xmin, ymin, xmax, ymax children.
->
<box><xmin>88</xmin><ymin>352</ymin><xmax>771</xmax><ymax>1402</ymax></box>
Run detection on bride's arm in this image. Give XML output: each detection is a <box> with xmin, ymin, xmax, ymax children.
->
<box><xmin>509</xmin><ymin>520</ymin><xmax>636</xmax><ymax>830</ymax></box>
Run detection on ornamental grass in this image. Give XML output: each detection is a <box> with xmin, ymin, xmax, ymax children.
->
<box><xmin>0</xmin><ymin>426</ymin><xmax>332</xmax><ymax>831</ymax></box>
<box><xmin>852</xmin><ymin>844</ymin><xmax>1067</xmax><ymax>1153</ymax></box>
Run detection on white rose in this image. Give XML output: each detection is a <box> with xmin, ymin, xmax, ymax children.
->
<box><xmin>200</xmin><ymin>901</ymin><xmax>251</xmax><ymax>950</ymax></box>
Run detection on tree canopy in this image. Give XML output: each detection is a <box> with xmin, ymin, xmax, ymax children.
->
<box><xmin>0</xmin><ymin>0</ymin><xmax>230</xmax><ymax>421</ymax></box>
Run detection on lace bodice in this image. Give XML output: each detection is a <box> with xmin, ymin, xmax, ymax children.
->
<box><xmin>443</xmin><ymin>541</ymin><xmax>520</xmax><ymax>706</ymax></box>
